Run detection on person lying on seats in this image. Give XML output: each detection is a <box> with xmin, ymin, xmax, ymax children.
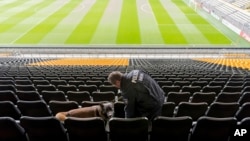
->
<box><xmin>55</xmin><ymin>102</ymin><xmax>113</xmax><ymax>122</ymax></box>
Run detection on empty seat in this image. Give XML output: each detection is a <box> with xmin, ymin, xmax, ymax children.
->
<box><xmin>209</xmin><ymin>81</ymin><xmax>226</xmax><ymax>87</ymax></box>
<box><xmin>81</xmin><ymin>101</ymin><xmax>108</xmax><ymax>108</ymax></box>
<box><xmin>0</xmin><ymin>117</ymin><xmax>28</xmax><ymax>141</ymax></box>
<box><xmin>0</xmin><ymin>85</ymin><xmax>16</xmax><ymax>93</ymax></box>
<box><xmin>0</xmin><ymin>80</ymin><xmax>15</xmax><ymax>85</ymax></box>
<box><xmin>64</xmin><ymin>117</ymin><xmax>107</xmax><ymax>141</ymax></box>
<box><xmin>222</xmin><ymin>86</ymin><xmax>243</xmax><ymax>93</ymax></box>
<box><xmin>49</xmin><ymin>100</ymin><xmax>79</xmax><ymax>116</ymax></box>
<box><xmin>67</xmin><ymin>91</ymin><xmax>91</xmax><ymax>104</ymax></box>
<box><xmin>68</xmin><ymin>80</ymin><xmax>85</xmax><ymax>87</ymax></box>
<box><xmin>85</xmin><ymin>80</ymin><xmax>103</xmax><ymax>88</ymax></box>
<box><xmin>161</xmin><ymin>102</ymin><xmax>176</xmax><ymax>117</ymax></box>
<box><xmin>205</xmin><ymin>102</ymin><xmax>239</xmax><ymax>118</ymax></box>
<box><xmin>99</xmin><ymin>85</ymin><xmax>119</xmax><ymax>95</ymax></box>
<box><xmin>17</xmin><ymin>100</ymin><xmax>52</xmax><ymax>117</ymax></box>
<box><xmin>15</xmin><ymin>80</ymin><xmax>33</xmax><ymax>85</ymax></box>
<box><xmin>157</xmin><ymin>81</ymin><xmax>173</xmax><ymax>87</ymax></box>
<box><xmin>36</xmin><ymin>85</ymin><xmax>57</xmax><ymax>94</ymax></box>
<box><xmin>20</xmin><ymin>116</ymin><xmax>68</xmax><ymax>141</ymax></box>
<box><xmin>92</xmin><ymin>91</ymin><xmax>115</xmax><ymax>102</ymax></box>
<box><xmin>202</xmin><ymin>86</ymin><xmax>222</xmax><ymax>95</ymax></box>
<box><xmin>0</xmin><ymin>90</ymin><xmax>18</xmax><ymax>104</ymax></box>
<box><xmin>235</xmin><ymin>102</ymin><xmax>250</xmax><ymax>121</ymax></box>
<box><xmin>41</xmin><ymin>91</ymin><xmax>67</xmax><ymax>104</ymax></box>
<box><xmin>113</xmin><ymin>101</ymin><xmax>125</xmax><ymax>118</ymax></box>
<box><xmin>191</xmin><ymin>81</ymin><xmax>208</xmax><ymax>88</ymax></box>
<box><xmin>215</xmin><ymin>92</ymin><xmax>241</xmax><ymax>103</ymax></box>
<box><xmin>108</xmin><ymin>117</ymin><xmax>149</xmax><ymax>141</ymax></box>
<box><xmin>173</xmin><ymin>81</ymin><xmax>190</xmax><ymax>88</ymax></box>
<box><xmin>181</xmin><ymin>86</ymin><xmax>201</xmax><ymax>95</ymax></box>
<box><xmin>150</xmin><ymin>116</ymin><xmax>192</xmax><ymax>141</ymax></box>
<box><xmin>15</xmin><ymin>85</ymin><xmax>36</xmax><ymax>91</ymax></box>
<box><xmin>190</xmin><ymin>92</ymin><xmax>216</xmax><ymax>105</ymax></box>
<box><xmin>238</xmin><ymin>92</ymin><xmax>250</xmax><ymax>105</ymax></box>
<box><xmin>166</xmin><ymin>92</ymin><xmax>190</xmax><ymax>105</ymax></box>
<box><xmin>175</xmin><ymin>102</ymin><xmax>208</xmax><ymax>121</ymax></box>
<box><xmin>0</xmin><ymin>101</ymin><xmax>21</xmax><ymax>120</ymax></box>
<box><xmin>57</xmin><ymin>85</ymin><xmax>77</xmax><ymax>94</ymax></box>
<box><xmin>50</xmin><ymin>80</ymin><xmax>68</xmax><ymax>87</ymax></box>
<box><xmin>234</xmin><ymin>117</ymin><xmax>250</xmax><ymax>141</ymax></box>
<box><xmin>16</xmin><ymin>91</ymin><xmax>42</xmax><ymax>101</ymax></box>
<box><xmin>33</xmin><ymin>80</ymin><xmax>50</xmax><ymax>86</ymax></box>
<box><xmin>162</xmin><ymin>85</ymin><xmax>181</xmax><ymax>96</ymax></box>
<box><xmin>78</xmin><ymin>85</ymin><xmax>98</xmax><ymax>95</ymax></box>
<box><xmin>190</xmin><ymin>116</ymin><xmax>237</xmax><ymax>141</ymax></box>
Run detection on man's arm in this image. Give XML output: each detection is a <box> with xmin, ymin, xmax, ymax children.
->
<box><xmin>122</xmin><ymin>87</ymin><xmax>136</xmax><ymax>118</ymax></box>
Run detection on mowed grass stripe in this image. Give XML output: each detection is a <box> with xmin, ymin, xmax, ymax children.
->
<box><xmin>65</xmin><ymin>0</ymin><xmax>110</xmax><ymax>44</ymax></box>
<box><xmin>0</xmin><ymin>0</ymin><xmax>53</xmax><ymax>33</ymax></box>
<box><xmin>149</xmin><ymin>0</ymin><xmax>187</xmax><ymax>44</ymax></box>
<box><xmin>0</xmin><ymin>0</ymin><xmax>27</xmax><ymax>13</ymax></box>
<box><xmin>116</xmin><ymin>0</ymin><xmax>141</xmax><ymax>44</ymax></box>
<box><xmin>90</xmin><ymin>0</ymin><xmax>123</xmax><ymax>44</ymax></box>
<box><xmin>137</xmin><ymin>0</ymin><xmax>164</xmax><ymax>44</ymax></box>
<box><xmin>15</xmin><ymin>0</ymin><xmax>82</xmax><ymax>44</ymax></box>
<box><xmin>172</xmin><ymin>0</ymin><xmax>231</xmax><ymax>44</ymax></box>
<box><xmin>159</xmin><ymin>0</ymin><xmax>210</xmax><ymax>44</ymax></box>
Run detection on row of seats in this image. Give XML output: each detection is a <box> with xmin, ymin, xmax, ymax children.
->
<box><xmin>1</xmin><ymin>97</ymin><xmax>250</xmax><ymax>123</ymax></box>
<box><xmin>0</xmin><ymin>115</ymin><xmax>249</xmax><ymax>141</ymax></box>
<box><xmin>165</xmin><ymin>91</ymin><xmax>250</xmax><ymax>105</ymax></box>
<box><xmin>161</xmin><ymin>101</ymin><xmax>250</xmax><ymax>121</ymax></box>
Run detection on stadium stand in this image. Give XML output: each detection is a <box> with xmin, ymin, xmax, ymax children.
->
<box><xmin>0</xmin><ymin>47</ymin><xmax>250</xmax><ymax>141</ymax></box>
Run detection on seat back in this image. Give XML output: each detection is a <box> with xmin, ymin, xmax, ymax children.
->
<box><xmin>150</xmin><ymin>116</ymin><xmax>192</xmax><ymax>141</ymax></box>
<box><xmin>0</xmin><ymin>101</ymin><xmax>21</xmax><ymax>120</ymax></box>
<box><xmin>113</xmin><ymin>101</ymin><xmax>125</xmax><ymax>118</ymax></box>
<box><xmin>191</xmin><ymin>92</ymin><xmax>216</xmax><ymax>105</ymax></box>
<box><xmin>66</xmin><ymin>91</ymin><xmax>91</xmax><ymax>104</ymax></box>
<box><xmin>41</xmin><ymin>91</ymin><xmax>67</xmax><ymax>104</ymax></box>
<box><xmin>190</xmin><ymin>116</ymin><xmax>237</xmax><ymax>141</ymax></box>
<box><xmin>64</xmin><ymin>117</ymin><xmax>107</xmax><ymax>141</ymax></box>
<box><xmin>92</xmin><ymin>91</ymin><xmax>115</xmax><ymax>102</ymax></box>
<box><xmin>20</xmin><ymin>116</ymin><xmax>68</xmax><ymax>141</ymax></box>
<box><xmin>17</xmin><ymin>100</ymin><xmax>52</xmax><ymax>117</ymax></box>
<box><xmin>78</xmin><ymin>85</ymin><xmax>98</xmax><ymax>95</ymax></box>
<box><xmin>238</xmin><ymin>92</ymin><xmax>250</xmax><ymax>105</ymax></box>
<box><xmin>205</xmin><ymin>102</ymin><xmax>239</xmax><ymax>118</ymax></box>
<box><xmin>175</xmin><ymin>102</ymin><xmax>208</xmax><ymax>121</ymax></box>
<box><xmin>57</xmin><ymin>85</ymin><xmax>77</xmax><ymax>94</ymax></box>
<box><xmin>49</xmin><ymin>100</ymin><xmax>79</xmax><ymax>116</ymax></box>
<box><xmin>108</xmin><ymin>117</ymin><xmax>149</xmax><ymax>141</ymax></box>
<box><xmin>161</xmin><ymin>102</ymin><xmax>176</xmax><ymax>117</ymax></box>
<box><xmin>215</xmin><ymin>92</ymin><xmax>241</xmax><ymax>103</ymax></box>
<box><xmin>0</xmin><ymin>117</ymin><xmax>28</xmax><ymax>141</ymax></box>
<box><xmin>36</xmin><ymin>85</ymin><xmax>57</xmax><ymax>94</ymax></box>
<box><xmin>235</xmin><ymin>102</ymin><xmax>250</xmax><ymax>121</ymax></box>
<box><xmin>16</xmin><ymin>91</ymin><xmax>42</xmax><ymax>101</ymax></box>
<box><xmin>166</xmin><ymin>92</ymin><xmax>190</xmax><ymax>105</ymax></box>
<box><xmin>0</xmin><ymin>90</ymin><xmax>18</xmax><ymax>104</ymax></box>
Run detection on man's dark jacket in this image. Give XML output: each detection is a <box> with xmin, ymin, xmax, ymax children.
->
<box><xmin>120</xmin><ymin>70</ymin><xmax>165</xmax><ymax>120</ymax></box>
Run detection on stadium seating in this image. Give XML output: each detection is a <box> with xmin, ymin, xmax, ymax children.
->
<box><xmin>0</xmin><ymin>57</ymin><xmax>250</xmax><ymax>141</ymax></box>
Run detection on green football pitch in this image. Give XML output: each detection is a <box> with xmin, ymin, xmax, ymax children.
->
<box><xmin>0</xmin><ymin>0</ymin><xmax>249</xmax><ymax>47</ymax></box>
